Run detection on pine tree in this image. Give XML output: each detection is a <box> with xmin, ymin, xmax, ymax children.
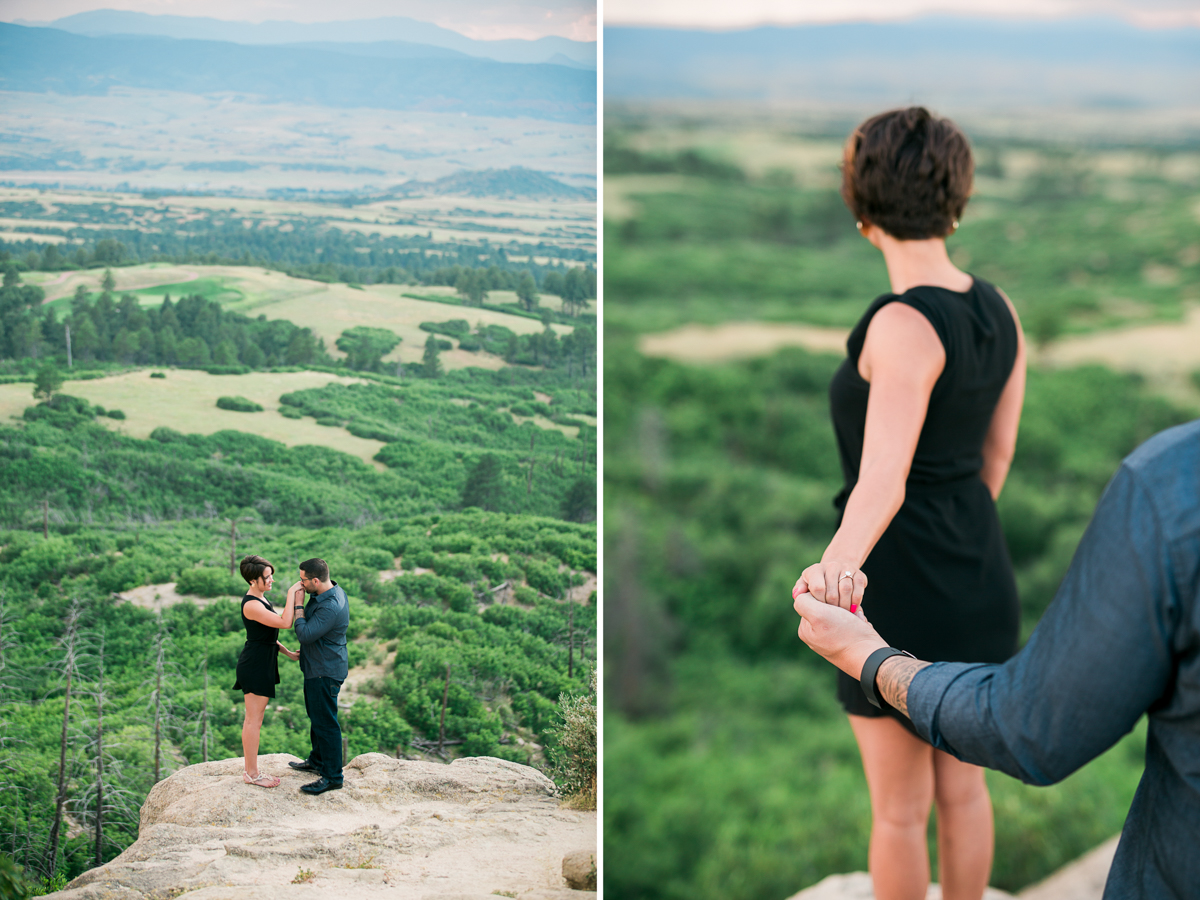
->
<box><xmin>421</xmin><ymin>334</ymin><xmax>443</xmax><ymax>379</ymax></box>
<box><xmin>461</xmin><ymin>454</ymin><xmax>503</xmax><ymax>511</ymax></box>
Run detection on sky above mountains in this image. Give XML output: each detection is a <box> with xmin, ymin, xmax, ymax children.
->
<box><xmin>0</xmin><ymin>0</ymin><xmax>597</xmax><ymax>41</ymax></box>
<box><xmin>604</xmin><ymin>0</ymin><xmax>1200</xmax><ymax>29</ymax></box>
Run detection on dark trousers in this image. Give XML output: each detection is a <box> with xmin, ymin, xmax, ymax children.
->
<box><xmin>302</xmin><ymin>676</ymin><xmax>343</xmax><ymax>783</ymax></box>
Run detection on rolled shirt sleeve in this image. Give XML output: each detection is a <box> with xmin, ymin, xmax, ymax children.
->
<box><xmin>908</xmin><ymin>463</ymin><xmax>1176</xmax><ymax>785</ymax></box>
<box><xmin>294</xmin><ymin>598</ymin><xmax>338</xmax><ymax>644</ymax></box>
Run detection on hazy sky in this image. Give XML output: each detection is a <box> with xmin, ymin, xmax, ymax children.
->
<box><xmin>0</xmin><ymin>0</ymin><xmax>597</xmax><ymax>41</ymax></box>
<box><xmin>604</xmin><ymin>0</ymin><xmax>1200</xmax><ymax>29</ymax></box>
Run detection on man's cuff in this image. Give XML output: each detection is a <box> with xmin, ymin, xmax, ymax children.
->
<box><xmin>906</xmin><ymin>661</ymin><xmax>991</xmax><ymax>745</ymax></box>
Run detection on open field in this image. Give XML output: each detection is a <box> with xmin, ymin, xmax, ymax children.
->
<box><xmin>0</xmin><ymin>368</ymin><xmax>390</xmax><ymax>467</ymax></box>
<box><xmin>0</xmin><ymin>185</ymin><xmax>597</xmax><ymax>260</ymax></box>
<box><xmin>637</xmin><ymin>313</ymin><xmax>1200</xmax><ymax>408</ymax></box>
<box><xmin>0</xmin><ymin>88</ymin><xmax>596</xmax><ymax>196</ymax></box>
<box><xmin>23</xmin><ymin>263</ymin><xmax>582</xmax><ymax>370</ymax></box>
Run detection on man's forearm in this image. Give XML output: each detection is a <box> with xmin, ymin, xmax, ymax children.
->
<box><xmin>876</xmin><ymin>655</ymin><xmax>932</xmax><ymax>717</ymax></box>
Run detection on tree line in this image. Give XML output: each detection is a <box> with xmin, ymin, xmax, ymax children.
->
<box><xmin>1</xmin><ymin>267</ymin><xmax>328</xmax><ymax>371</ymax></box>
<box><xmin>0</xmin><ymin>202</ymin><xmax>597</xmax><ymax>299</ymax></box>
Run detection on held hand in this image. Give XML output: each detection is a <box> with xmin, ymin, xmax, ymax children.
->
<box><xmin>276</xmin><ymin>641</ymin><xmax>300</xmax><ymax>661</ymax></box>
<box><xmin>792</xmin><ymin>587</ymin><xmax>886</xmax><ymax>680</ymax></box>
<box><xmin>289</xmin><ymin>581</ymin><xmax>304</xmax><ymax>597</ymax></box>
<box><xmin>794</xmin><ymin>560</ymin><xmax>867</xmax><ymax>612</ymax></box>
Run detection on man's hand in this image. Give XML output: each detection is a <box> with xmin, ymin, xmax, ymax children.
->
<box><xmin>792</xmin><ymin>586</ymin><xmax>888</xmax><ymax>680</ymax></box>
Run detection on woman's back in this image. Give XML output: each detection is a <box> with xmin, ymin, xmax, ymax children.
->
<box><xmin>829</xmin><ymin>276</ymin><xmax>1019</xmax><ymax>492</ymax></box>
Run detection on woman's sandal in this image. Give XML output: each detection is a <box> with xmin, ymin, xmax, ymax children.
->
<box><xmin>243</xmin><ymin>771</ymin><xmax>281</xmax><ymax>788</ymax></box>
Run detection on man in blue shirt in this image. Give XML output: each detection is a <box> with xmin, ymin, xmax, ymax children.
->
<box><xmin>287</xmin><ymin>557</ymin><xmax>350</xmax><ymax>795</ymax></box>
<box><xmin>793</xmin><ymin>420</ymin><xmax>1200</xmax><ymax>898</ymax></box>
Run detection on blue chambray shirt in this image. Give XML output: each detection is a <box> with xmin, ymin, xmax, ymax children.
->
<box><xmin>295</xmin><ymin>581</ymin><xmax>350</xmax><ymax>682</ymax></box>
<box><xmin>908</xmin><ymin>419</ymin><xmax>1200</xmax><ymax>898</ymax></box>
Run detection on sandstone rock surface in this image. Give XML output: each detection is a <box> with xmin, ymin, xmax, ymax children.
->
<box><xmin>561</xmin><ymin>849</ymin><xmax>596</xmax><ymax>890</ymax></box>
<box><xmin>785</xmin><ymin>834</ymin><xmax>1119</xmax><ymax>900</ymax></box>
<box><xmin>48</xmin><ymin>753</ymin><xmax>596</xmax><ymax>900</ymax></box>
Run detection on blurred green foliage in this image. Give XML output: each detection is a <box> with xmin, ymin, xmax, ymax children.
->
<box><xmin>603</xmin><ymin>126</ymin><xmax>1199</xmax><ymax>897</ymax></box>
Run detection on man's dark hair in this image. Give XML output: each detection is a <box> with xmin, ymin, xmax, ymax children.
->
<box><xmin>239</xmin><ymin>554</ymin><xmax>274</xmax><ymax>585</ymax></box>
<box><xmin>299</xmin><ymin>558</ymin><xmax>329</xmax><ymax>582</ymax></box>
<box><xmin>840</xmin><ymin>106</ymin><xmax>973</xmax><ymax>240</ymax></box>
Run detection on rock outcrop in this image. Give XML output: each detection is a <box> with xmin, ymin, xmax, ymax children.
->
<box><xmin>49</xmin><ymin>753</ymin><xmax>597</xmax><ymax>900</ymax></box>
<box><xmin>785</xmin><ymin>835</ymin><xmax>1120</xmax><ymax>900</ymax></box>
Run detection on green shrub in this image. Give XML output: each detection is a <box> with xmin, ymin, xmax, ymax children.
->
<box><xmin>216</xmin><ymin>396</ymin><xmax>263</xmax><ymax>413</ymax></box>
<box><xmin>150</xmin><ymin>371</ymin><xmax>166</xmax><ymax>379</ymax></box>
<box><xmin>315</xmin><ymin>416</ymin><xmax>342</xmax><ymax>427</ymax></box>
<box><xmin>177</xmin><ymin>567</ymin><xmax>244</xmax><ymax>598</ymax></box>
<box><xmin>279</xmin><ymin>406</ymin><xmax>303</xmax><ymax>419</ymax></box>
<box><xmin>550</xmin><ymin>671</ymin><xmax>596</xmax><ymax>808</ymax></box>
<box><xmin>106</xmin><ymin>409</ymin><xmax>126</xmax><ymax>420</ymax></box>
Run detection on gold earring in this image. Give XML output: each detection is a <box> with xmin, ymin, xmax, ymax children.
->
<box><xmin>951</xmin><ymin>219</ymin><xmax>960</xmax><ymax>231</ymax></box>
<box><xmin>855</xmin><ymin>221</ymin><xmax>863</xmax><ymax>232</ymax></box>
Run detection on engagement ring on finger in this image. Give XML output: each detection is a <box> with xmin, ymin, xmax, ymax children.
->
<box><xmin>840</xmin><ymin>571</ymin><xmax>855</xmax><ymax>581</ymax></box>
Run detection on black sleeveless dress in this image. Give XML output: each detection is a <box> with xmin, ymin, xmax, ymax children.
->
<box><xmin>829</xmin><ymin>278</ymin><xmax>1020</xmax><ymax>723</ymax></box>
<box><xmin>232</xmin><ymin>594</ymin><xmax>280</xmax><ymax>698</ymax></box>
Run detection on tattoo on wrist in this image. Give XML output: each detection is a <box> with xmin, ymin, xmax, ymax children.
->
<box><xmin>876</xmin><ymin>656</ymin><xmax>931</xmax><ymax>717</ymax></box>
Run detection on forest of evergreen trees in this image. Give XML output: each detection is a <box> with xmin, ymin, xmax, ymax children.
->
<box><xmin>0</xmin><ymin>266</ymin><xmax>596</xmax><ymax>379</ymax></box>
<box><xmin>0</xmin><ymin>199</ymin><xmax>597</xmax><ymax>298</ymax></box>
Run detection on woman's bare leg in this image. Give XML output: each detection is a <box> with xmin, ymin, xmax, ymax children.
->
<box><xmin>933</xmin><ymin>750</ymin><xmax>993</xmax><ymax>900</ymax></box>
<box><xmin>849</xmin><ymin>714</ymin><xmax>936</xmax><ymax>900</ymax></box>
<box><xmin>242</xmin><ymin>693</ymin><xmax>269</xmax><ymax>777</ymax></box>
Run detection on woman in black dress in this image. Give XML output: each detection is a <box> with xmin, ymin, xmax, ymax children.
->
<box><xmin>793</xmin><ymin>108</ymin><xmax>1026</xmax><ymax>900</ymax></box>
<box><xmin>234</xmin><ymin>554</ymin><xmax>302</xmax><ymax>788</ymax></box>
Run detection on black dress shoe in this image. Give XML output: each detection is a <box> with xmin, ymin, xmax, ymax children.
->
<box><xmin>300</xmin><ymin>777</ymin><xmax>343</xmax><ymax>795</ymax></box>
<box><xmin>288</xmin><ymin>759</ymin><xmax>318</xmax><ymax>772</ymax></box>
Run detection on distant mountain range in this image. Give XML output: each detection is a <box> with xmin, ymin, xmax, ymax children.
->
<box><xmin>605</xmin><ymin>17</ymin><xmax>1200</xmax><ymax>110</ymax></box>
<box><xmin>393</xmin><ymin>167</ymin><xmax>596</xmax><ymax>200</ymax></box>
<box><xmin>0</xmin><ymin>22</ymin><xmax>596</xmax><ymax>123</ymax></box>
<box><xmin>15</xmin><ymin>9</ymin><xmax>596</xmax><ymax>68</ymax></box>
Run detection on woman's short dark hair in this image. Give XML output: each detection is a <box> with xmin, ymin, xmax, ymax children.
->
<box><xmin>239</xmin><ymin>554</ymin><xmax>274</xmax><ymax>585</ymax></box>
<box><xmin>299</xmin><ymin>558</ymin><xmax>329</xmax><ymax>582</ymax></box>
<box><xmin>840</xmin><ymin>106</ymin><xmax>973</xmax><ymax>240</ymax></box>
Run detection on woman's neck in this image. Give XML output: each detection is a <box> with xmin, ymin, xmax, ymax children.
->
<box><xmin>247</xmin><ymin>585</ymin><xmax>265</xmax><ymax>599</ymax></box>
<box><xmin>874</xmin><ymin>232</ymin><xmax>973</xmax><ymax>295</ymax></box>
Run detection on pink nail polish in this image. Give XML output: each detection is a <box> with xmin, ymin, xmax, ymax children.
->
<box><xmin>850</xmin><ymin>604</ymin><xmax>858</xmax><ymax>614</ymax></box>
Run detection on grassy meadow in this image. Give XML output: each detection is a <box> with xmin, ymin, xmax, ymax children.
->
<box><xmin>0</xmin><ymin>369</ymin><xmax>391</xmax><ymax>466</ymax></box>
<box><xmin>21</xmin><ymin>260</ymin><xmax>589</xmax><ymax>372</ymax></box>
<box><xmin>603</xmin><ymin>112</ymin><xmax>1200</xmax><ymax>898</ymax></box>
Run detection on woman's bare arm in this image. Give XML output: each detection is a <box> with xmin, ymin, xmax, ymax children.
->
<box><xmin>243</xmin><ymin>598</ymin><xmax>293</xmax><ymax>630</ymax></box>
<box><xmin>801</xmin><ymin>302</ymin><xmax>945</xmax><ymax>608</ymax></box>
<box><xmin>979</xmin><ymin>292</ymin><xmax>1026</xmax><ymax>500</ymax></box>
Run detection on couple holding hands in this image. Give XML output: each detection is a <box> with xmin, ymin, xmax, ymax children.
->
<box><xmin>794</xmin><ymin>107</ymin><xmax>1198</xmax><ymax>899</ymax></box>
<box><xmin>233</xmin><ymin>555</ymin><xmax>349</xmax><ymax>795</ymax></box>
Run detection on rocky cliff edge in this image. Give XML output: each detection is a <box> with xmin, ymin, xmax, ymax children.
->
<box><xmin>49</xmin><ymin>753</ymin><xmax>597</xmax><ymax>900</ymax></box>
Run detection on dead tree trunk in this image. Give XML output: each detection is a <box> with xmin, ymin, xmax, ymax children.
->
<box><xmin>200</xmin><ymin>643</ymin><xmax>209</xmax><ymax>764</ymax></box>
<box><xmin>94</xmin><ymin>637</ymin><xmax>105</xmax><ymax>868</ymax></box>
<box><xmin>152</xmin><ymin>624</ymin><xmax>164</xmax><ymax>783</ymax></box>
<box><xmin>43</xmin><ymin>499</ymin><xmax>48</xmax><ymax>540</ymax></box>
<box><xmin>567</xmin><ymin>595</ymin><xmax>575</xmax><ymax>680</ymax></box>
<box><xmin>438</xmin><ymin>663</ymin><xmax>451</xmax><ymax>755</ymax></box>
<box><xmin>47</xmin><ymin>603</ymin><xmax>81</xmax><ymax>879</ymax></box>
<box><xmin>228</xmin><ymin>519</ymin><xmax>237</xmax><ymax>576</ymax></box>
